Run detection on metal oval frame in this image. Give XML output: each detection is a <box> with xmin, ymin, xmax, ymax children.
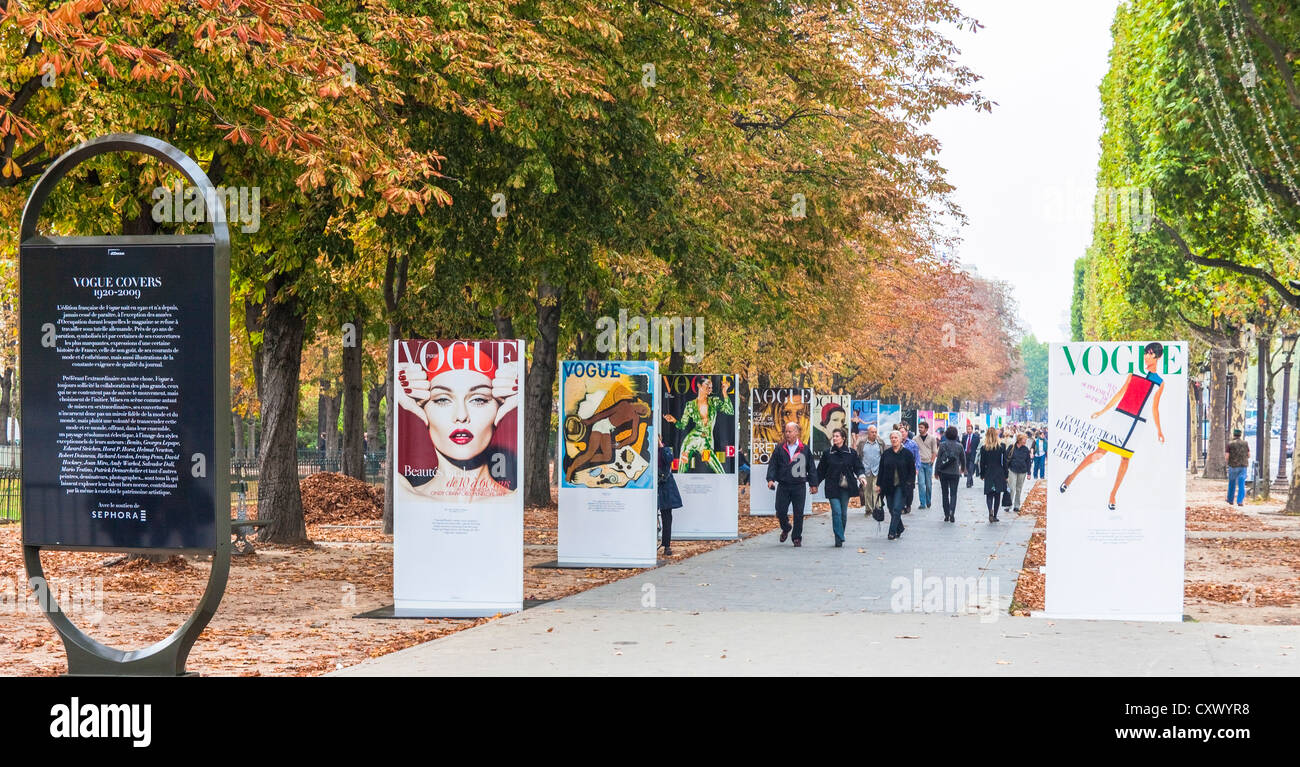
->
<box><xmin>20</xmin><ymin>133</ymin><xmax>231</xmax><ymax>675</ymax></box>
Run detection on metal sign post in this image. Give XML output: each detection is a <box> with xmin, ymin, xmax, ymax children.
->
<box><xmin>19</xmin><ymin>133</ymin><xmax>231</xmax><ymax>675</ymax></box>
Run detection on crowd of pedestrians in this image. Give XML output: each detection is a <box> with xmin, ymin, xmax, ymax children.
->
<box><xmin>755</xmin><ymin>418</ymin><xmax>1050</xmax><ymax>548</ymax></box>
<box><xmin>659</xmin><ymin>414</ymin><xmax>1051</xmax><ymax>552</ymax></box>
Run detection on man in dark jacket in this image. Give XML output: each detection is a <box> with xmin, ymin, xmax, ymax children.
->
<box><xmin>961</xmin><ymin>423</ymin><xmax>980</xmax><ymax>488</ymax></box>
<box><xmin>766</xmin><ymin>421</ymin><xmax>819</xmax><ymax>547</ymax></box>
<box><xmin>876</xmin><ymin>430</ymin><xmax>916</xmax><ymax>540</ymax></box>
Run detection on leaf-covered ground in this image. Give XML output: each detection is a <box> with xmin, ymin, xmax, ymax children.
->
<box><xmin>1012</xmin><ymin>475</ymin><xmax>1300</xmax><ymax>623</ymax></box>
<box><xmin>0</xmin><ymin>483</ymin><xmax>781</xmax><ymax>676</ymax></box>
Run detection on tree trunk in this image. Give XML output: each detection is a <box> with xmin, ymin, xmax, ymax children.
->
<box><xmin>1288</xmin><ymin>397</ymin><xmax>1300</xmax><ymax>512</ymax></box>
<box><xmin>1204</xmin><ymin>349</ymin><xmax>1229</xmax><ymax>479</ymax></box>
<box><xmin>244</xmin><ymin>297</ymin><xmax>264</xmax><ymax>403</ymax></box>
<box><xmin>668</xmin><ymin>347</ymin><xmax>684</xmax><ymax>373</ymax></box>
<box><xmin>317</xmin><ymin>344</ymin><xmax>331</xmax><ymax>453</ymax></box>
<box><xmin>1187</xmin><ymin>382</ymin><xmax>1201</xmax><ymax>474</ymax></box>
<box><xmin>323</xmin><ymin>393</ymin><xmax>340</xmax><ymax>457</ymax></box>
<box><xmin>1257</xmin><ymin>335</ymin><xmax>1269</xmax><ymax>498</ymax></box>
<box><xmin>1262</xmin><ymin>352</ymin><xmax>1277</xmax><ymax>499</ymax></box>
<box><xmin>341</xmin><ymin>315</ymin><xmax>364</xmax><ymax>480</ymax></box>
<box><xmin>525</xmin><ymin>281</ymin><xmax>561</xmax><ymax>507</ymax></box>
<box><xmin>232</xmin><ymin>411</ymin><xmax>244</xmax><ymax>459</ymax></box>
<box><xmin>366</xmin><ymin>382</ymin><xmax>384</xmax><ymax>452</ymax></box>
<box><xmin>247</xmin><ymin>418</ymin><xmax>257</xmax><ymax>461</ymax></box>
<box><xmin>1230</xmin><ymin>347</ymin><xmax>1249</xmax><ymax>469</ymax></box>
<box><xmin>0</xmin><ymin>367</ymin><xmax>12</xmax><ymax>446</ymax></box>
<box><xmin>257</xmin><ymin>272</ymin><xmax>309</xmax><ymax>544</ymax></box>
<box><xmin>492</xmin><ymin>306</ymin><xmax>515</xmax><ymax>340</ymax></box>
<box><xmin>381</xmin><ymin>250</ymin><xmax>409</xmax><ymax>535</ymax></box>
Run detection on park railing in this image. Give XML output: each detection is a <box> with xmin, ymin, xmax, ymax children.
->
<box><xmin>0</xmin><ymin>466</ymin><xmax>18</xmax><ymax>523</ymax></box>
<box><xmin>227</xmin><ymin>451</ymin><xmax>386</xmax><ymax>512</ymax></box>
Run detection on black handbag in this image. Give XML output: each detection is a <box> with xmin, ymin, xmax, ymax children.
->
<box><xmin>872</xmin><ymin>491</ymin><xmax>886</xmax><ymax>522</ymax></box>
<box><xmin>1001</xmin><ymin>489</ymin><xmax>1012</xmax><ymax>507</ymax></box>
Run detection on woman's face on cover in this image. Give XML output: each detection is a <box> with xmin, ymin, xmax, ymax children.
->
<box><xmin>780</xmin><ymin>398</ymin><xmax>803</xmax><ymax>426</ymax></box>
<box><xmin>424</xmin><ymin>368</ymin><xmax>497</xmax><ymax>461</ymax></box>
<box><xmin>827</xmin><ymin>410</ymin><xmax>846</xmax><ymax>433</ymax></box>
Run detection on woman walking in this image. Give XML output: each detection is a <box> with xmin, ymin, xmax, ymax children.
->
<box><xmin>1007</xmin><ymin>432</ymin><xmax>1033</xmax><ymax>512</ymax></box>
<box><xmin>818</xmin><ymin>427</ymin><xmax>867</xmax><ymax>547</ymax></box>
<box><xmin>935</xmin><ymin>425</ymin><xmax>965</xmax><ymax>522</ymax></box>
<box><xmin>976</xmin><ymin>426</ymin><xmax>1009</xmax><ymax>522</ymax></box>
<box><xmin>876</xmin><ymin>430</ymin><xmax>916</xmax><ymax>540</ymax></box>
<box><xmin>657</xmin><ymin>434</ymin><xmax>683</xmax><ymax>556</ymax></box>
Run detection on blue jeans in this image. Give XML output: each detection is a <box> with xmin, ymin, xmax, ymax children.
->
<box><xmin>1032</xmin><ymin>455</ymin><xmax>1046</xmax><ymax>479</ymax></box>
<box><xmin>887</xmin><ymin>486</ymin><xmax>908</xmax><ymax>537</ymax></box>
<box><xmin>918</xmin><ymin>462</ymin><xmax>933</xmax><ymax>507</ymax></box>
<box><xmin>828</xmin><ymin>491</ymin><xmax>851</xmax><ymax>543</ymax></box>
<box><xmin>1227</xmin><ymin>466</ymin><xmax>1247</xmax><ymax>504</ymax></box>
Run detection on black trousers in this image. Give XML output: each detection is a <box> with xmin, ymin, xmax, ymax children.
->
<box><xmin>965</xmin><ymin>453</ymin><xmax>977</xmax><ymax>486</ymax></box>
<box><xmin>939</xmin><ymin>474</ymin><xmax>959</xmax><ymax>516</ymax></box>
<box><xmin>775</xmin><ymin>482</ymin><xmax>807</xmax><ymax>540</ymax></box>
<box><xmin>985</xmin><ymin>491</ymin><xmax>1000</xmax><ymax>515</ymax></box>
<box><xmin>659</xmin><ymin>507</ymin><xmax>673</xmax><ymax>549</ymax></box>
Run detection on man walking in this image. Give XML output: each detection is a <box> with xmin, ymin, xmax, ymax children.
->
<box><xmin>856</xmin><ymin>424</ymin><xmax>886</xmax><ymax>515</ymax></box>
<box><xmin>962</xmin><ymin>423</ymin><xmax>980</xmax><ymax>488</ymax></box>
<box><xmin>1032</xmin><ymin>429</ymin><xmax>1048</xmax><ymax>479</ymax></box>
<box><xmin>767</xmin><ymin>421</ymin><xmax>820</xmax><ymax>547</ymax></box>
<box><xmin>1226</xmin><ymin>429</ymin><xmax>1250</xmax><ymax>507</ymax></box>
<box><xmin>915</xmin><ymin>420</ymin><xmax>938</xmax><ymax>510</ymax></box>
<box><xmin>901</xmin><ymin>423</ymin><xmax>919</xmax><ymax>513</ymax></box>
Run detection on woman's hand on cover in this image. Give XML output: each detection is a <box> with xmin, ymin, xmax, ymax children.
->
<box><xmin>492</xmin><ymin>361</ymin><xmax>521</xmax><ymax>425</ymax></box>
<box><xmin>396</xmin><ymin>362</ymin><xmax>430</xmax><ymax>426</ymax></box>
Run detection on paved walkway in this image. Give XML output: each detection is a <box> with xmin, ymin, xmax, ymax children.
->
<box><xmin>334</xmin><ymin>479</ymin><xmax>1300</xmax><ymax>676</ymax></box>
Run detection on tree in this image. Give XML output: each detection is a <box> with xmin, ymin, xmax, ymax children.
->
<box><xmin>1019</xmin><ymin>335</ymin><xmax>1048</xmax><ymax>415</ymax></box>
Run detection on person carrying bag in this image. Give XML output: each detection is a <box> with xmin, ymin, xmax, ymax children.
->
<box><xmin>977</xmin><ymin>426</ymin><xmax>1009</xmax><ymax>523</ymax></box>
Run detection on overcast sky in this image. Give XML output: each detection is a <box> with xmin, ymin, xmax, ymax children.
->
<box><xmin>927</xmin><ymin>0</ymin><xmax>1122</xmax><ymax>342</ymax></box>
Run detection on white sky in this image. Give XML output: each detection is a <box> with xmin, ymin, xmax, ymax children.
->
<box><xmin>927</xmin><ymin>0</ymin><xmax>1123</xmax><ymax>342</ymax></box>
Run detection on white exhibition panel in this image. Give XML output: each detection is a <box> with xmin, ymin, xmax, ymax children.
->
<box><xmin>1044</xmin><ymin>340</ymin><xmax>1186</xmax><ymax>622</ymax></box>
<box><xmin>748</xmin><ymin>387</ymin><xmax>813</xmax><ymax>516</ymax></box>
<box><xmin>661</xmin><ymin>374</ymin><xmax>740</xmax><ymax>540</ymax></box>
<box><xmin>558</xmin><ymin>360</ymin><xmax>659</xmax><ymax>567</ymax></box>
<box><xmin>673</xmin><ymin>472</ymin><xmax>739</xmax><ymax>539</ymax></box>
<box><xmin>392</xmin><ymin>339</ymin><xmax>525</xmax><ymax>617</ymax></box>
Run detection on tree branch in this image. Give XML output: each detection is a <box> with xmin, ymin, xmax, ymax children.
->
<box><xmin>1239</xmin><ymin>0</ymin><xmax>1300</xmax><ymax>111</ymax></box>
<box><xmin>1154</xmin><ymin>215</ymin><xmax>1300</xmax><ymax>308</ymax></box>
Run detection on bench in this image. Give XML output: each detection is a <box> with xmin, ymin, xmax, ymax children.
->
<box><xmin>231</xmin><ymin>519</ymin><xmax>270</xmax><ymax>556</ymax></box>
<box><xmin>230</xmin><ymin>479</ymin><xmax>267</xmax><ymax>556</ymax></box>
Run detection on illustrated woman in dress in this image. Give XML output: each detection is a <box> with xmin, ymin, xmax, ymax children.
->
<box><xmin>663</xmin><ymin>376</ymin><xmax>734</xmax><ymax>473</ymax></box>
<box><xmin>1058</xmin><ymin>342</ymin><xmax>1166</xmax><ymax>510</ymax></box>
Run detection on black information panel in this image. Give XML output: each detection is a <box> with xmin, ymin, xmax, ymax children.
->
<box><xmin>21</xmin><ymin>239</ymin><xmax>216</xmax><ymax>550</ymax></box>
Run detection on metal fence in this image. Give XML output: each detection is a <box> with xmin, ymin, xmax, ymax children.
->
<box><xmin>0</xmin><ymin>466</ymin><xmax>17</xmax><ymax>523</ymax></box>
<box><xmin>229</xmin><ymin>451</ymin><xmax>385</xmax><ymax>510</ymax></box>
<box><xmin>233</xmin><ymin>451</ymin><xmax>385</xmax><ymax>483</ymax></box>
